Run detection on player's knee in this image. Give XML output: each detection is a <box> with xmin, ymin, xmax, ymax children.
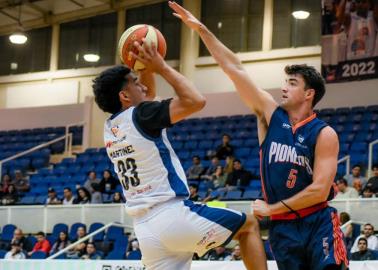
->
<box><xmin>239</xmin><ymin>214</ymin><xmax>260</xmax><ymax>235</ymax></box>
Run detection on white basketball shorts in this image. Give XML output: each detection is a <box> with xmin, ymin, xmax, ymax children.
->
<box><xmin>133</xmin><ymin>199</ymin><xmax>246</xmax><ymax>270</ymax></box>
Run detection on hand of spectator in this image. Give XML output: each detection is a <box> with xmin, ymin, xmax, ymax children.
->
<box><xmin>251</xmin><ymin>199</ymin><xmax>272</xmax><ymax>217</ymax></box>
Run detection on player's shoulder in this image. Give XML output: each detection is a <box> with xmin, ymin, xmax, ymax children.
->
<box><xmin>317</xmin><ymin>126</ymin><xmax>338</xmax><ymax>143</ymax></box>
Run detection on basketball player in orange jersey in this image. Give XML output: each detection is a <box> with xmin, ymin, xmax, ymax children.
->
<box><xmin>169</xmin><ymin>1</ymin><xmax>348</xmax><ymax>269</ymax></box>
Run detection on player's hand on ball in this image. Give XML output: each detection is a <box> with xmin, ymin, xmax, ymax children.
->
<box><xmin>251</xmin><ymin>199</ymin><xmax>272</xmax><ymax>217</ymax></box>
<box><xmin>169</xmin><ymin>1</ymin><xmax>203</xmax><ymax>32</ymax></box>
<box><xmin>129</xmin><ymin>39</ymin><xmax>166</xmax><ymax>73</ymax></box>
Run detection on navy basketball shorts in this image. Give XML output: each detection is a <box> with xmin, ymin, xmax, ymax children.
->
<box><xmin>269</xmin><ymin>206</ymin><xmax>348</xmax><ymax>270</ymax></box>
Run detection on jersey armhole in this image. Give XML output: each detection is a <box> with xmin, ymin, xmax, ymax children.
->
<box><xmin>131</xmin><ymin>107</ymin><xmax>162</xmax><ymax>141</ymax></box>
<box><xmin>259</xmin><ymin>107</ymin><xmax>284</xmax><ymax>149</ymax></box>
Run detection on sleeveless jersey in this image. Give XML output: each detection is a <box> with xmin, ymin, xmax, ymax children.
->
<box><xmin>104</xmin><ymin>107</ymin><xmax>189</xmax><ymax>217</ymax></box>
<box><xmin>260</xmin><ymin>107</ymin><xmax>328</xmax><ymax>204</ymax></box>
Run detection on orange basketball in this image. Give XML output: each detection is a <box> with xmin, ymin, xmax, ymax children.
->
<box><xmin>118</xmin><ymin>24</ymin><xmax>167</xmax><ymax>71</ymax></box>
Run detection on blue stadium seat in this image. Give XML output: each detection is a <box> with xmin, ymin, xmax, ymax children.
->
<box><xmin>34</xmin><ymin>195</ymin><xmax>46</xmax><ymax>205</ymax></box>
<box><xmin>89</xmin><ymin>222</ymin><xmax>105</xmax><ymax>242</ymax></box>
<box><xmin>223</xmin><ymin>190</ymin><xmax>243</xmax><ymax>200</ymax></box>
<box><xmin>350</xmin><ymin>142</ymin><xmax>367</xmax><ymax>153</ymax></box>
<box><xmin>126</xmin><ymin>250</ymin><xmax>142</xmax><ymax>260</ymax></box>
<box><xmin>184</xmin><ymin>141</ymin><xmax>197</xmax><ymax>150</ymax></box>
<box><xmin>113</xmin><ymin>235</ymin><xmax>129</xmax><ymax>253</ymax></box>
<box><xmin>19</xmin><ymin>196</ymin><xmax>35</xmax><ymax>205</ymax></box>
<box><xmin>30</xmin><ymin>251</ymin><xmax>47</xmax><ymax>259</ymax></box>
<box><xmin>52</xmin><ymin>223</ymin><xmax>68</xmax><ymax>239</ymax></box>
<box><xmin>1</xmin><ymin>224</ymin><xmax>17</xmax><ymax>242</ymax></box>
<box><xmin>26</xmin><ymin>235</ymin><xmax>37</xmax><ymax>248</ymax></box>
<box><xmin>0</xmin><ymin>249</ymin><xmax>6</xmax><ymax>259</ymax></box>
<box><xmin>243</xmin><ymin>190</ymin><xmax>261</xmax><ymax>200</ymax></box>
<box><xmin>197</xmin><ymin>140</ymin><xmax>213</xmax><ymax>150</ymax></box>
<box><xmin>234</xmin><ymin>148</ymin><xmax>251</xmax><ymax>159</ymax></box>
<box><xmin>106</xmin><ymin>250</ymin><xmax>124</xmax><ymax>260</ymax></box>
<box><xmin>105</xmin><ymin>226</ymin><xmax>124</xmax><ymax>241</ymax></box>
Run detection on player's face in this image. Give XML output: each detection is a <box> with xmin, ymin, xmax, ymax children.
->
<box><xmin>281</xmin><ymin>74</ymin><xmax>313</xmax><ymax>110</ymax></box>
<box><xmin>122</xmin><ymin>73</ymin><xmax>148</xmax><ymax>106</ymax></box>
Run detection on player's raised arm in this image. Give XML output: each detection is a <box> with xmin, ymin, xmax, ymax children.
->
<box><xmin>138</xmin><ymin>70</ymin><xmax>156</xmax><ymax>101</ymax></box>
<box><xmin>169</xmin><ymin>1</ymin><xmax>277</xmax><ymax>122</ymax></box>
<box><xmin>130</xmin><ymin>40</ymin><xmax>206</xmax><ymax>124</ymax></box>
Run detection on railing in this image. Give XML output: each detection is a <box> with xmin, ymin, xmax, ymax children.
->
<box><xmin>48</xmin><ymin>222</ymin><xmax>132</xmax><ymax>259</ymax></box>
<box><xmin>337</xmin><ymin>155</ymin><xmax>350</xmax><ymax>176</ymax></box>
<box><xmin>64</xmin><ymin>121</ymin><xmax>85</xmax><ymax>156</ymax></box>
<box><xmin>0</xmin><ymin>133</ymin><xmax>72</xmax><ymax>178</ymax></box>
<box><xmin>368</xmin><ymin>139</ymin><xmax>378</xmax><ymax>179</ymax></box>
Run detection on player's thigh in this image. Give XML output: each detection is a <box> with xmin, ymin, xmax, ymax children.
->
<box><xmin>269</xmin><ymin>221</ymin><xmax>306</xmax><ymax>270</ymax></box>
<box><xmin>308</xmin><ymin>209</ymin><xmax>348</xmax><ymax>270</ymax></box>
<box><xmin>158</xmin><ymin>200</ymin><xmax>246</xmax><ymax>256</ymax></box>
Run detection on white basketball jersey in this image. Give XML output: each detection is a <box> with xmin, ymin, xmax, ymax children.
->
<box><xmin>104</xmin><ymin>107</ymin><xmax>189</xmax><ymax>217</ymax></box>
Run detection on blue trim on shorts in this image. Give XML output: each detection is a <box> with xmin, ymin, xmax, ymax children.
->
<box><xmin>183</xmin><ymin>200</ymin><xmax>246</xmax><ymax>244</ymax></box>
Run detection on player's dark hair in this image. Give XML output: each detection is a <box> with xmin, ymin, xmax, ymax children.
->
<box><xmin>93</xmin><ymin>65</ymin><xmax>131</xmax><ymax>114</ymax></box>
<box><xmin>284</xmin><ymin>64</ymin><xmax>325</xmax><ymax>107</ymax></box>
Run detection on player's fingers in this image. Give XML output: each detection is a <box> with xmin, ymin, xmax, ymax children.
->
<box><xmin>172</xmin><ymin>13</ymin><xmax>183</xmax><ymax>20</ymax></box>
<box><xmin>129</xmin><ymin>51</ymin><xmax>146</xmax><ymax>64</ymax></box>
<box><xmin>133</xmin><ymin>41</ymin><xmax>147</xmax><ymax>55</ymax></box>
<box><xmin>169</xmin><ymin>1</ymin><xmax>187</xmax><ymax>15</ymax></box>
<box><xmin>149</xmin><ymin>42</ymin><xmax>157</xmax><ymax>56</ymax></box>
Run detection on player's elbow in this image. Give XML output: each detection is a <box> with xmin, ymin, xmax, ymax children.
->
<box><xmin>190</xmin><ymin>96</ymin><xmax>206</xmax><ymax>112</ymax></box>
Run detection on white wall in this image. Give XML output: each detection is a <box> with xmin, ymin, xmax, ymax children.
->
<box><xmin>0</xmin><ymin>104</ymin><xmax>84</xmax><ymax>131</ymax></box>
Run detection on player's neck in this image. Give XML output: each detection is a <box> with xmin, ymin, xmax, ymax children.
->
<box><xmin>287</xmin><ymin>105</ymin><xmax>314</xmax><ymax>127</ymax></box>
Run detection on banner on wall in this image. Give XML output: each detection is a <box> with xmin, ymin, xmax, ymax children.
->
<box><xmin>321</xmin><ymin>0</ymin><xmax>378</xmax><ymax>83</ymax></box>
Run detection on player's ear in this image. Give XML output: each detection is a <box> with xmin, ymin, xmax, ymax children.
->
<box><xmin>305</xmin><ymin>88</ymin><xmax>315</xmax><ymax>101</ymax></box>
<box><xmin>119</xmin><ymin>91</ymin><xmax>131</xmax><ymax>102</ymax></box>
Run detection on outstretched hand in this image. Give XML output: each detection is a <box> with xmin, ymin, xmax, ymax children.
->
<box><xmin>129</xmin><ymin>39</ymin><xmax>166</xmax><ymax>73</ymax></box>
<box><xmin>168</xmin><ymin>1</ymin><xmax>203</xmax><ymax>32</ymax></box>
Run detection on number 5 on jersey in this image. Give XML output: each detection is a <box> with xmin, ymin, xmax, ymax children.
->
<box><xmin>286</xmin><ymin>169</ymin><xmax>298</xmax><ymax>189</ymax></box>
<box><xmin>117</xmin><ymin>158</ymin><xmax>140</xmax><ymax>190</ymax></box>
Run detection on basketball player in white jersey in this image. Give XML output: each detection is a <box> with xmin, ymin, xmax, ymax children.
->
<box><xmin>93</xmin><ymin>41</ymin><xmax>267</xmax><ymax>269</ymax></box>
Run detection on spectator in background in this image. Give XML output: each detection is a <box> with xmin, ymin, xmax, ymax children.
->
<box><xmin>204</xmin><ymin>245</ymin><xmax>231</xmax><ymax>261</ymax></box>
<box><xmin>91</xmin><ymin>183</ymin><xmax>103</xmax><ymax>204</ymax></box>
<box><xmin>12</xmin><ymin>170</ymin><xmax>30</xmax><ymax>192</ymax></box>
<box><xmin>351</xmin><ymin>223</ymin><xmax>378</xmax><ymax>253</ymax></box>
<box><xmin>83</xmin><ymin>171</ymin><xmax>100</xmax><ymax>194</ymax></box>
<box><xmin>126</xmin><ymin>239</ymin><xmax>141</xmax><ymax>259</ymax></box>
<box><xmin>188</xmin><ymin>184</ymin><xmax>201</xmax><ymax>202</ymax></box>
<box><xmin>74</xmin><ymin>226</ymin><xmax>87</xmax><ymax>242</ymax></box>
<box><xmin>340</xmin><ymin>212</ymin><xmax>354</xmax><ymax>249</ymax></box>
<box><xmin>211</xmin><ymin>166</ymin><xmax>228</xmax><ymax>189</ymax></box>
<box><xmin>350</xmin><ymin>238</ymin><xmax>377</xmax><ymax>261</ymax></box>
<box><xmin>1</xmin><ymin>184</ymin><xmax>19</xmax><ymax>205</ymax></box>
<box><xmin>28</xmin><ymin>231</ymin><xmax>51</xmax><ymax>257</ymax></box>
<box><xmin>223</xmin><ymin>156</ymin><xmax>235</xmax><ymax>174</ymax></box>
<box><xmin>9</xmin><ymin>228</ymin><xmax>33</xmax><ymax>252</ymax></box>
<box><xmin>112</xmin><ymin>192</ymin><xmax>125</xmax><ymax>203</ymax></box>
<box><xmin>75</xmin><ymin>187</ymin><xmax>91</xmax><ymax>204</ymax></box>
<box><xmin>45</xmin><ymin>188</ymin><xmax>61</xmax><ymax>205</ymax></box>
<box><xmin>215</xmin><ymin>134</ymin><xmax>234</xmax><ymax>160</ymax></box>
<box><xmin>62</xmin><ymin>187</ymin><xmax>76</xmax><ymax>205</ymax></box>
<box><xmin>202</xmin><ymin>156</ymin><xmax>220</xmax><ymax>178</ymax></box>
<box><xmin>361</xmin><ymin>186</ymin><xmax>375</xmax><ymax>198</ymax></box>
<box><xmin>224</xmin><ymin>160</ymin><xmax>253</xmax><ymax>191</ymax></box>
<box><xmin>51</xmin><ymin>231</ymin><xmax>70</xmax><ymax>255</ymax></box>
<box><xmin>334</xmin><ymin>178</ymin><xmax>359</xmax><ymax>199</ymax></box>
<box><xmin>4</xmin><ymin>240</ymin><xmax>26</xmax><ymax>259</ymax></box>
<box><xmin>366</xmin><ymin>165</ymin><xmax>378</xmax><ymax>195</ymax></box>
<box><xmin>229</xmin><ymin>245</ymin><xmax>242</xmax><ymax>261</ymax></box>
<box><xmin>344</xmin><ymin>165</ymin><xmax>367</xmax><ymax>193</ymax></box>
<box><xmin>186</xmin><ymin>156</ymin><xmax>204</xmax><ymax>180</ymax></box>
<box><xmin>66</xmin><ymin>226</ymin><xmax>88</xmax><ymax>259</ymax></box>
<box><xmin>99</xmin><ymin>170</ymin><xmax>118</xmax><ymax>194</ymax></box>
<box><xmin>81</xmin><ymin>242</ymin><xmax>102</xmax><ymax>260</ymax></box>
<box><xmin>1</xmin><ymin>174</ymin><xmax>12</xmax><ymax>193</ymax></box>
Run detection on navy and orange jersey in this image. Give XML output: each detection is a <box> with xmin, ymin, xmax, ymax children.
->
<box><xmin>260</xmin><ymin>107</ymin><xmax>330</xmax><ymax>206</ymax></box>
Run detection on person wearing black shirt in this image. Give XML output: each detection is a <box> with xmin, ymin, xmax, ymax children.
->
<box><xmin>366</xmin><ymin>165</ymin><xmax>378</xmax><ymax>195</ymax></box>
<box><xmin>215</xmin><ymin>134</ymin><xmax>234</xmax><ymax>160</ymax></box>
<box><xmin>350</xmin><ymin>237</ymin><xmax>377</xmax><ymax>261</ymax></box>
<box><xmin>225</xmin><ymin>160</ymin><xmax>253</xmax><ymax>189</ymax></box>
